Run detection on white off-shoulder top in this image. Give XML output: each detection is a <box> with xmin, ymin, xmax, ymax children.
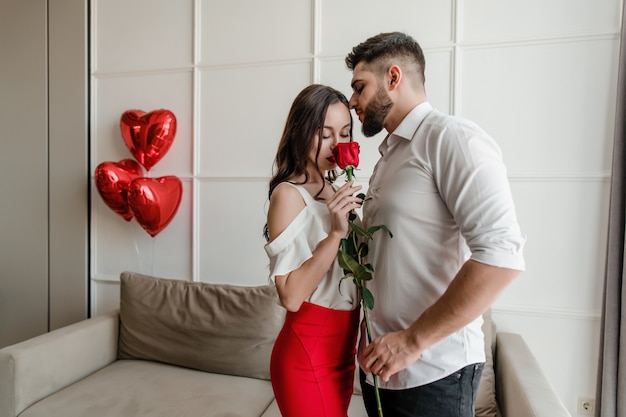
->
<box><xmin>264</xmin><ymin>182</ymin><xmax>358</xmax><ymax>311</ymax></box>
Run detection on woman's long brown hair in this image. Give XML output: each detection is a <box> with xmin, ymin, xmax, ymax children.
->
<box><xmin>263</xmin><ymin>84</ymin><xmax>352</xmax><ymax>241</ymax></box>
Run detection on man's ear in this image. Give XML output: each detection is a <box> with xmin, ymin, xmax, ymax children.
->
<box><xmin>387</xmin><ymin>65</ymin><xmax>401</xmax><ymax>91</ymax></box>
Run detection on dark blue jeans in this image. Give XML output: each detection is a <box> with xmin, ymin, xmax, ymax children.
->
<box><xmin>359</xmin><ymin>363</ymin><xmax>484</xmax><ymax>417</ymax></box>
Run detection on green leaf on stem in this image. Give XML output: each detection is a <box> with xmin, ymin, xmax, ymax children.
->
<box><xmin>362</xmin><ymin>287</ymin><xmax>375</xmax><ymax>310</ymax></box>
<box><xmin>337</xmin><ymin>250</ymin><xmax>361</xmax><ymax>275</ymax></box>
<box><xmin>340</xmin><ymin>237</ymin><xmax>357</xmax><ymax>258</ymax></box>
<box><xmin>349</xmin><ymin>222</ymin><xmax>370</xmax><ymax>238</ymax></box>
<box><xmin>367</xmin><ymin>224</ymin><xmax>394</xmax><ymax>238</ymax></box>
<box><xmin>355</xmin><ymin>268</ymin><xmax>372</xmax><ymax>283</ymax></box>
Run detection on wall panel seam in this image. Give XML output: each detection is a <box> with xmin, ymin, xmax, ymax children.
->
<box><xmin>312</xmin><ymin>0</ymin><xmax>320</xmax><ymax>83</ymax></box>
<box><xmin>92</xmin><ymin>67</ymin><xmax>194</xmax><ymax>78</ymax></box>
<box><xmin>192</xmin><ymin>0</ymin><xmax>201</xmax><ymax>283</ymax></box>
<box><xmin>458</xmin><ymin>32</ymin><xmax>619</xmax><ymax>51</ymax></box>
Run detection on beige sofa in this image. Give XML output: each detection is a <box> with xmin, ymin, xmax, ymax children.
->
<box><xmin>0</xmin><ymin>272</ymin><xmax>570</xmax><ymax>417</ymax></box>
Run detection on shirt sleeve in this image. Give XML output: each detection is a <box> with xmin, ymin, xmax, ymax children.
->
<box><xmin>432</xmin><ymin>119</ymin><xmax>526</xmax><ymax>270</ymax></box>
<box><xmin>264</xmin><ymin>208</ymin><xmax>316</xmax><ymax>283</ymax></box>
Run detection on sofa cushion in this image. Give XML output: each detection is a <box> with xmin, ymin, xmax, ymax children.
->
<box><xmin>118</xmin><ymin>271</ymin><xmax>285</xmax><ymax>380</ymax></box>
<box><xmin>19</xmin><ymin>360</ymin><xmax>276</xmax><ymax>417</ymax></box>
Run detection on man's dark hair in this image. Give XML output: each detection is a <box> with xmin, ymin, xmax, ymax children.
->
<box><xmin>345</xmin><ymin>32</ymin><xmax>426</xmax><ymax>83</ymax></box>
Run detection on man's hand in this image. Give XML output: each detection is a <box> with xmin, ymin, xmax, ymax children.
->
<box><xmin>358</xmin><ymin>328</ymin><xmax>423</xmax><ymax>382</ymax></box>
<box><xmin>357</xmin><ymin>260</ymin><xmax>520</xmax><ymax>382</ymax></box>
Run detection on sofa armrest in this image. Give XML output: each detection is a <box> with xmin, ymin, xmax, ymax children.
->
<box><xmin>0</xmin><ymin>311</ymin><xmax>119</xmax><ymax>417</ymax></box>
<box><xmin>495</xmin><ymin>332</ymin><xmax>571</xmax><ymax>417</ymax></box>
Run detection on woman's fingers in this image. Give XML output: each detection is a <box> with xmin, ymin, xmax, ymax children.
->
<box><xmin>329</xmin><ymin>196</ymin><xmax>362</xmax><ymax>217</ymax></box>
<box><xmin>326</xmin><ymin>181</ymin><xmax>363</xmax><ymax>235</ymax></box>
<box><xmin>329</xmin><ymin>181</ymin><xmax>362</xmax><ymax>208</ymax></box>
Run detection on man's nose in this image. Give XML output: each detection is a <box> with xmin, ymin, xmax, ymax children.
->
<box><xmin>349</xmin><ymin>94</ymin><xmax>357</xmax><ymax>109</ymax></box>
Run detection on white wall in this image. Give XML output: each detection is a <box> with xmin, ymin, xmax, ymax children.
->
<box><xmin>89</xmin><ymin>1</ymin><xmax>622</xmax><ymax>414</ymax></box>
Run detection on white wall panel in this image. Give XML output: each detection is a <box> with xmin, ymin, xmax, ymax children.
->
<box><xmin>318</xmin><ymin>58</ymin><xmax>355</xmax><ymax>101</ymax></box>
<box><xmin>197</xmin><ymin>63</ymin><xmax>312</xmax><ymax>177</ymax></box>
<box><xmin>460</xmin><ymin>39</ymin><xmax>618</xmax><ymax>174</ymax></box>
<box><xmin>320</xmin><ymin>0</ymin><xmax>454</xmax><ymax>56</ymax></box>
<box><xmin>93</xmin><ymin>72</ymin><xmax>194</xmax><ymax>178</ymax></box>
<box><xmin>92</xmin><ymin>179</ymin><xmax>193</xmax><ymax>281</ymax></box>
<box><xmin>93</xmin><ymin>0</ymin><xmax>193</xmax><ymax>72</ymax></box>
<box><xmin>422</xmin><ymin>49</ymin><xmax>454</xmax><ymax>114</ymax></box>
<box><xmin>199</xmin><ymin>0</ymin><xmax>313</xmax><ymax>65</ymax></box>
<box><xmin>462</xmin><ymin>0</ymin><xmax>621</xmax><ymax>42</ymax></box>
<box><xmin>92</xmin><ymin>280</ymin><xmax>122</xmax><ymax>316</ymax></box>
<box><xmin>500</xmin><ymin>180</ymin><xmax>609</xmax><ymax>312</ymax></box>
<box><xmin>197</xmin><ymin>181</ymin><xmax>269</xmax><ymax>286</ymax></box>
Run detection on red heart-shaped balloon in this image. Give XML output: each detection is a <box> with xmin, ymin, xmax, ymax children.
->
<box><xmin>128</xmin><ymin>176</ymin><xmax>183</xmax><ymax>237</ymax></box>
<box><xmin>120</xmin><ymin>109</ymin><xmax>177</xmax><ymax>171</ymax></box>
<box><xmin>94</xmin><ymin>159</ymin><xmax>144</xmax><ymax>221</ymax></box>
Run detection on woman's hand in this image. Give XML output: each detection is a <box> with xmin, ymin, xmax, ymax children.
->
<box><xmin>326</xmin><ymin>180</ymin><xmax>363</xmax><ymax>238</ymax></box>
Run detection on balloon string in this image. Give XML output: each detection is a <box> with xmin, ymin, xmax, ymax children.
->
<box><xmin>131</xmin><ymin>222</ymin><xmax>155</xmax><ymax>274</ymax></box>
<box><xmin>150</xmin><ymin>235</ymin><xmax>156</xmax><ymax>276</ymax></box>
<box><xmin>131</xmin><ymin>223</ymin><xmax>143</xmax><ymax>271</ymax></box>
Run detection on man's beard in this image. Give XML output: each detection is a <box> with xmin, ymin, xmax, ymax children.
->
<box><xmin>361</xmin><ymin>86</ymin><xmax>393</xmax><ymax>137</ymax></box>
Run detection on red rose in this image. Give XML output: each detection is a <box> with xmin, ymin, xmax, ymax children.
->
<box><xmin>332</xmin><ymin>142</ymin><xmax>360</xmax><ymax>169</ymax></box>
<box><xmin>334</xmin><ymin>141</ymin><xmax>390</xmax><ymax>417</ymax></box>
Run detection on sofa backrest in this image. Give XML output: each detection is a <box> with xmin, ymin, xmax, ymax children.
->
<box><xmin>117</xmin><ymin>271</ymin><xmax>286</xmax><ymax>381</ymax></box>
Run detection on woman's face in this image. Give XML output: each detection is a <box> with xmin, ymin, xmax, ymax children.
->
<box><xmin>308</xmin><ymin>102</ymin><xmax>352</xmax><ymax>173</ymax></box>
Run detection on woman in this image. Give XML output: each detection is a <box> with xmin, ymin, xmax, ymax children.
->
<box><xmin>264</xmin><ymin>84</ymin><xmax>362</xmax><ymax>417</ymax></box>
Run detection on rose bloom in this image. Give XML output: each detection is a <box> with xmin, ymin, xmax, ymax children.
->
<box><xmin>332</xmin><ymin>142</ymin><xmax>360</xmax><ymax>170</ymax></box>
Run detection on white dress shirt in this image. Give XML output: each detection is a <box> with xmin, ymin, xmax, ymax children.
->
<box><xmin>363</xmin><ymin>102</ymin><xmax>526</xmax><ymax>389</ymax></box>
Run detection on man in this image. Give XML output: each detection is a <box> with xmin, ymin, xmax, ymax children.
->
<box><xmin>346</xmin><ymin>32</ymin><xmax>526</xmax><ymax>417</ymax></box>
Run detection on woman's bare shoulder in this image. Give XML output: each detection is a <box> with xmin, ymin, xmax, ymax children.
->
<box><xmin>266</xmin><ymin>182</ymin><xmax>306</xmax><ymax>242</ymax></box>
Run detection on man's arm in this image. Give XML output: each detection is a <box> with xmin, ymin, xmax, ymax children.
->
<box><xmin>359</xmin><ymin>259</ymin><xmax>520</xmax><ymax>382</ymax></box>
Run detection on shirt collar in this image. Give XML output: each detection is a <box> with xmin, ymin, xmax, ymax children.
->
<box><xmin>379</xmin><ymin>102</ymin><xmax>433</xmax><ymax>156</ymax></box>
<box><xmin>391</xmin><ymin>101</ymin><xmax>434</xmax><ymax>141</ymax></box>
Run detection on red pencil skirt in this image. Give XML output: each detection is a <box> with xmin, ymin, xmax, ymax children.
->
<box><xmin>270</xmin><ymin>302</ymin><xmax>360</xmax><ymax>417</ymax></box>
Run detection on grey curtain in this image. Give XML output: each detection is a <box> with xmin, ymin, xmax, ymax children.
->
<box><xmin>596</xmin><ymin>5</ymin><xmax>626</xmax><ymax>416</ymax></box>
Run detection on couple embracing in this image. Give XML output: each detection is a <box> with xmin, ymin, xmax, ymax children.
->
<box><xmin>263</xmin><ymin>32</ymin><xmax>525</xmax><ymax>417</ymax></box>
